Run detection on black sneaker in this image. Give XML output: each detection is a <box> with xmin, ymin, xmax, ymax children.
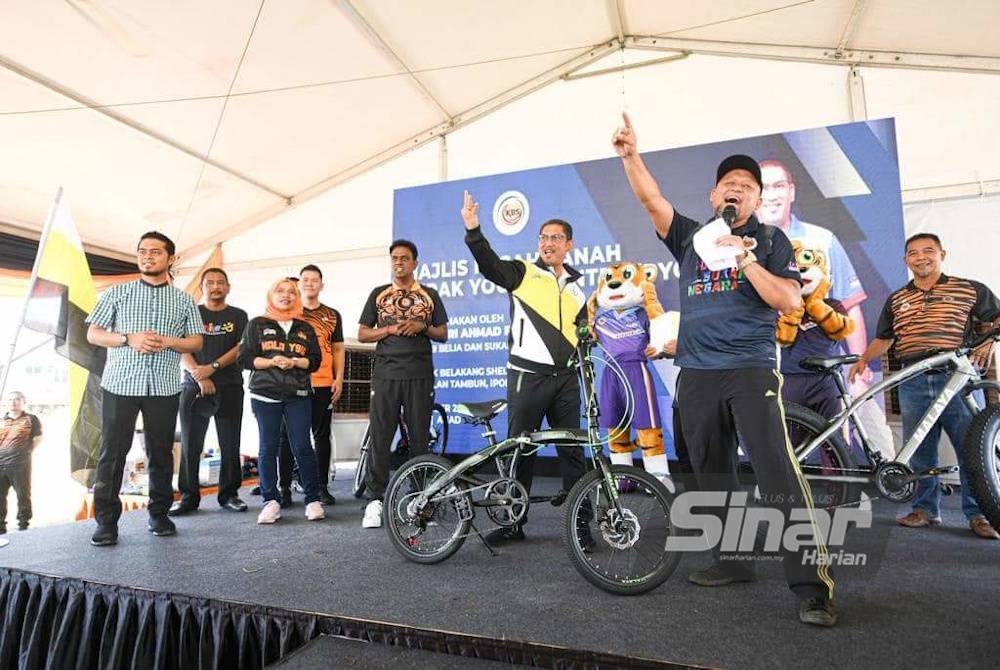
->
<box><xmin>575</xmin><ymin>514</ymin><xmax>596</xmax><ymax>553</ymax></box>
<box><xmin>577</xmin><ymin>527</ymin><xmax>597</xmax><ymax>553</ymax></box>
<box><xmin>279</xmin><ymin>488</ymin><xmax>293</xmax><ymax>508</ymax></box>
<box><xmin>17</xmin><ymin>521</ymin><xmax>28</xmax><ymax>531</ymax></box>
<box><xmin>485</xmin><ymin>525</ymin><xmax>526</xmax><ymax>545</ymax></box>
<box><xmin>0</xmin><ymin>524</ymin><xmax>6</xmax><ymax>535</ymax></box>
<box><xmin>221</xmin><ymin>497</ymin><xmax>248</xmax><ymax>512</ymax></box>
<box><xmin>799</xmin><ymin>595</ymin><xmax>839</xmax><ymax>627</ymax></box>
<box><xmin>148</xmin><ymin>516</ymin><xmax>177</xmax><ymax>537</ymax></box>
<box><xmin>167</xmin><ymin>501</ymin><xmax>197</xmax><ymax>517</ymax></box>
<box><xmin>319</xmin><ymin>489</ymin><xmax>337</xmax><ymax>506</ymax></box>
<box><xmin>91</xmin><ymin>524</ymin><xmax>118</xmax><ymax>546</ymax></box>
<box><xmin>687</xmin><ymin>562</ymin><xmax>756</xmax><ymax>587</ymax></box>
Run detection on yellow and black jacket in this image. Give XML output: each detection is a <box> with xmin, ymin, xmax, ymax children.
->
<box><xmin>465</xmin><ymin>226</ymin><xmax>587</xmax><ymax>375</ymax></box>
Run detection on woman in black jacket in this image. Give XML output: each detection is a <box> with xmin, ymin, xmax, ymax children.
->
<box><xmin>239</xmin><ymin>278</ymin><xmax>325</xmax><ymax>524</ymax></box>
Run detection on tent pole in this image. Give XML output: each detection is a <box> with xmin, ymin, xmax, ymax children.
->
<box><xmin>0</xmin><ymin>187</ymin><xmax>63</xmax><ymax>401</ymax></box>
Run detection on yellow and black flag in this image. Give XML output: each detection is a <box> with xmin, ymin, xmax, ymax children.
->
<box><xmin>22</xmin><ymin>189</ymin><xmax>105</xmax><ymax>483</ymax></box>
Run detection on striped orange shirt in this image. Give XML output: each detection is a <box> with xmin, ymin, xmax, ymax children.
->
<box><xmin>301</xmin><ymin>304</ymin><xmax>344</xmax><ymax>388</ymax></box>
<box><xmin>876</xmin><ymin>274</ymin><xmax>1000</xmax><ymax>362</ymax></box>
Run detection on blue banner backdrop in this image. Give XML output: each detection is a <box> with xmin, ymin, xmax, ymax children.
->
<box><xmin>394</xmin><ymin>118</ymin><xmax>907</xmax><ymax>457</ymax></box>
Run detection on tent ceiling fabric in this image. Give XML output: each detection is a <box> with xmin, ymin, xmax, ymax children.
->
<box><xmin>1</xmin><ymin>0</ymin><xmax>997</xmax><ymax>260</ymax></box>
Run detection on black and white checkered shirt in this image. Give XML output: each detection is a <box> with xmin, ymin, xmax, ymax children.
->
<box><xmin>86</xmin><ymin>280</ymin><xmax>203</xmax><ymax>396</ymax></box>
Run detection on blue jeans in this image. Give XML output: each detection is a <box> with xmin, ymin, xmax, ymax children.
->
<box><xmin>252</xmin><ymin>398</ymin><xmax>319</xmax><ymax>504</ymax></box>
<box><xmin>898</xmin><ymin>373</ymin><xmax>984</xmax><ymax>519</ymax></box>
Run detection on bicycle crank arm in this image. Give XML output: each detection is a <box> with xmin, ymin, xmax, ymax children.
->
<box><xmin>527</xmin><ymin>492</ymin><xmax>566</xmax><ymax>506</ymax></box>
<box><xmin>888</xmin><ymin>465</ymin><xmax>959</xmax><ymax>486</ymax></box>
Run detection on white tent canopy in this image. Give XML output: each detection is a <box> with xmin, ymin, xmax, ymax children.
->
<box><xmin>2</xmin><ymin>0</ymin><xmax>998</xmax><ymax>309</ymax></box>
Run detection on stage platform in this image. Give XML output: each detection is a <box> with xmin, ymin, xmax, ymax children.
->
<box><xmin>1</xmin><ymin>471</ymin><xmax>998</xmax><ymax>669</ymax></box>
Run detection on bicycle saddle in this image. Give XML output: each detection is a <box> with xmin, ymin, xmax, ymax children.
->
<box><xmin>452</xmin><ymin>399</ymin><xmax>507</xmax><ymax>419</ymax></box>
<box><xmin>799</xmin><ymin>354</ymin><xmax>860</xmax><ymax>373</ymax></box>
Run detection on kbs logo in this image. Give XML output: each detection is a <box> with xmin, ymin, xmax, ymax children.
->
<box><xmin>492</xmin><ymin>190</ymin><xmax>529</xmax><ymax>236</ymax></box>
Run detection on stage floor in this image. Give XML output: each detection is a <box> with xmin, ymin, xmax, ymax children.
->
<box><xmin>2</xmin><ymin>472</ymin><xmax>998</xmax><ymax>669</ymax></box>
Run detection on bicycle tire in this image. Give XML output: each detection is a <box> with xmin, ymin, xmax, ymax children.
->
<box><xmin>352</xmin><ymin>424</ymin><xmax>372</xmax><ymax>499</ymax></box>
<box><xmin>962</xmin><ymin>403</ymin><xmax>1000</xmax><ymax>531</ymax></box>
<box><xmin>429</xmin><ymin>403</ymin><xmax>449</xmax><ymax>455</ymax></box>
<box><xmin>385</xmin><ymin>454</ymin><xmax>471</xmax><ymax>564</ymax></box>
<box><xmin>783</xmin><ymin>402</ymin><xmax>859</xmax><ymax>509</ymax></box>
<box><xmin>563</xmin><ymin>465</ymin><xmax>680</xmax><ymax>596</ymax></box>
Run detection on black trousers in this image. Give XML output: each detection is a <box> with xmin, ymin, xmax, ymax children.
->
<box><xmin>0</xmin><ymin>462</ymin><xmax>31</xmax><ymax>526</ymax></box>
<box><xmin>366</xmin><ymin>377</ymin><xmax>434</xmax><ymax>500</ymax></box>
<box><xmin>506</xmin><ymin>369</ymin><xmax>586</xmax><ymax>518</ymax></box>
<box><xmin>677</xmin><ymin>368</ymin><xmax>834</xmax><ymax>599</ymax></box>
<box><xmin>278</xmin><ymin>387</ymin><xmax>333</xmax><ymax>489</ymax></box>
<box><xmin>93</xmin><ymin>391</ymin><xmax>179</xmax><ymax>525</ymax></box>
<box><xmin>178</xmin><ymin>383</ymin><xmax>245</xmax><ymax>506</ymax></box>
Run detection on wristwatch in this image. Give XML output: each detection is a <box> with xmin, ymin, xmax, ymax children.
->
<box><xmin>119</xmin><ymin>333</ymin><xmax>128</xmax><ymax>346</ymax></box>
<box><xmin>738</xmin><ymin>249</ymin><xmax>757</xmax><ymax>271</ymax></box>
<box><xmin>211</xmin><ymin>360</ymin><xmax>221</xmax><ymax>370</ymax></box>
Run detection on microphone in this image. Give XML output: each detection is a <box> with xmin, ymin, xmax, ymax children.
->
<box><xmin>721</xmin><ymin>205</ymin><xmax>737</xmax><ymax>225</ymax></box>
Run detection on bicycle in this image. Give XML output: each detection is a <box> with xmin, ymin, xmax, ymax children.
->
<box><xmin>352</xmin><ymin>404</ymin><xmax>449</xmax><ymax>498</ymax></box>
<box><xmin>786</xmin><ymin>327</ymin><xmax>1000</xmax><ymax>528</ymax></box>
<box><xmin>382</xmin><ymin>328</ymin><xmax>680</xmax><ymax>596</ymax></box>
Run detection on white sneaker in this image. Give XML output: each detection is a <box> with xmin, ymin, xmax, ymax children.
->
<box><xmin>362</xmin><ymin>499</ymin><xmax>383</xmax><ymax>528</ymax></box>
<box><xmin>305</xmin><ymin>501</ymin><xmax>325</xmax><ymax>521</ymax></box>
<box><xmin>257</xmin><ymin>500</ymin><xmax>281</xmax><ymax>524</ymax></box>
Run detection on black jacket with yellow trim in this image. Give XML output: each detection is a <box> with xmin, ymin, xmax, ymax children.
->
<box><xmin>465</xmin><ymin>226</ymin><xmax>587</xmax><ymax>375</ymax></box>
<box><xmin>238</xmin><ymin>316</ymin><xmax>321</xmax><ymax>401</ymax></box>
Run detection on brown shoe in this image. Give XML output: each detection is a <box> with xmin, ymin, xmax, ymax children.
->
<box><xmin>970</xmin><ymin>516</ymin><xmax>1000</xmax><ymax>540</ymax></box>
<box><xmin>896</xmin><ymin>509</ymin><xmax>942</xmax><ymax>528</ymax></box>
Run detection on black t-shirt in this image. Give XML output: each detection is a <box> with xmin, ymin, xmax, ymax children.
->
<box><xmin>663</xmin><ymin>212</ymin><xmax>800</xmax><ymax>370</ymax></box>
<box><xmin>183</xmin><ymin>304</ymin><xmax>248</xmax><ymax>387</ymax></box>
<box><xmin>359</xmin><ymin>282</ymin><xmax>448</xmax><ymax>380</ymax></box>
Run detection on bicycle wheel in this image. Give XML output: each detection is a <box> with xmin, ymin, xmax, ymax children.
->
<box><xmin>428</xmin><ymin>403</ymin><xmax>449</xmax><ymax>455</ymax></box>
<box><xmin>783</xmin><ymin>402</ymin><xmax>858</xmax><ymax>509</ymax></box>
<box><xmin>564</xmin><ymin>465</ymin><xmax>680</xmax><ymax>596</ymax></box>
<box><xmin>385</xmin><ymin>454</ymin><xmax>471</xmax><ymax>564</ymax></box>
<box><xmin>352</xmin><ymin>424</ymin><xmax>371</xmax><ymax>499</ymax></box>
<box><xmin>963</xmin><ymin>403</ymin><xmax>1000</xmax><ymax>531</ymax></box>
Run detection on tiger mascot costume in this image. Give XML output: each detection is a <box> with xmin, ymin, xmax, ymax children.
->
<box><xmin>776</xmin><ymin>241</ymin><xmax>854</xmax><ymax>346</ymax></box>
<box><xmin>588</xmin><ymin>262</ymin><xmax>671</xmax><ymax>483</ymax></box>
<box><xmin>776</xmin><ymin>241</ymin><xmax>855</xmax><ymax>422</ymax></box>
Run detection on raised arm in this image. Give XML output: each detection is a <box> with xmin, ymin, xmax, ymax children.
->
<box><xmin>462</xmin><ymin>191</ymin><xmax>526</xmax><ymax>291</ymax></box>
<box><xmin>613</xmin><ymin>112</ymin><xmax>675</xmax><ymax>238</ymax></box>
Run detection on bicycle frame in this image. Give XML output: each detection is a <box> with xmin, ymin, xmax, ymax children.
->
<box><xmin>408</xmin><ymin>331</ymin><xmax>619</xmax><ymax>512</ymax></box>
<box><xmin>797</xmin><ymin>349</ymin><xmax>993</xmax><ymax>469</ymax></box>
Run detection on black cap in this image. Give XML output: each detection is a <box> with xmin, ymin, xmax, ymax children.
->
<box><xmin>193</xmin><ymin>393</ymin><xmax>221</xmax><ymax>419</ymax></box>
<box><xmin>716</xmin><ymin>155</ymin><xmax>762</xmax><ymax>190</ymax></box>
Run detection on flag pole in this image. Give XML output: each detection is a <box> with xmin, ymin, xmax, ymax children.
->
<box><xmin>0</xmin><ymin>187</ymin><xmax>64</xmax><ymax>401</ymax></box>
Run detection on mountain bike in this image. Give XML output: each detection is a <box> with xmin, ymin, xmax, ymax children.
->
<box><xmin>382</xmin><ymin>328</ymin><xmax>680</xmax><ymax>596</ymax></box>
<box><xmin>787</xmin><ymin>327</ymin><xmax>1000</xmax><ymax>527</ymax></box>
<box><xmin>352</xmin><ymin>404</ymin><xmax>449</xmax><ymax>498</ymax></box>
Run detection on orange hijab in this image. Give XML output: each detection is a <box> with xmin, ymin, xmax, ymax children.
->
<box><xmin>263</xmin><ymin>278</ymin><xmax>303</xmax><ymax>321</ymax></box>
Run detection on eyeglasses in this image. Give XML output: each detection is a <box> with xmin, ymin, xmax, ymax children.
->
<box><xmin>538</xmin><ymin>233</ymin><xmax>568</xmax><ymax>243</ymax></box>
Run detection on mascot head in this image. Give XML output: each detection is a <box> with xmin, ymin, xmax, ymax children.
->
<box><xmin>595</xmin><ymin>262</ymin><xmax>657</xmax><ymax>311</ymax></box>
<box><xmin>588</xmin><ymin>262</ymin><xmax>665</xmax><ymax>326</ymax></box>
<box><xmin>793</xmin><ymin>240</ymin><xmax>830</xmax><ymax>298</ymax></box>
